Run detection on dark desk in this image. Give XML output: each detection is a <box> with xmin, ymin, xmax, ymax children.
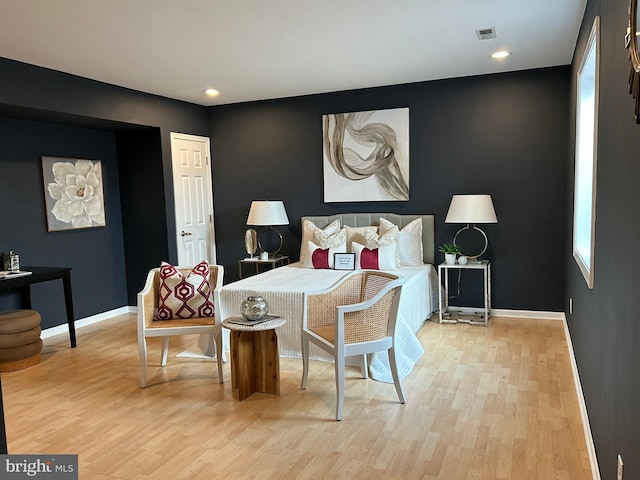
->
<box><xmin>0</xmin><ymin>267</ymin><xmax>76</xmax><ymax>348</ymax></box>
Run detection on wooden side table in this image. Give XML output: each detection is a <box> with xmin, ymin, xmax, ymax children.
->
<box><xmin>222</xmin><ymin>316</ymin><xmax>286</xmax><ymax>401</ymax></box>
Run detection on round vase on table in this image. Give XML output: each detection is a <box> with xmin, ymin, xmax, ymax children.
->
<box><xmin>240</xmin><ymin>296</ymin><xmax>269</xmax><ymax>321</ymax></box>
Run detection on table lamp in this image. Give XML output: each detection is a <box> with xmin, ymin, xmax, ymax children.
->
<box><xmin>445</xmin><ymin>194</ymin><xmax>497</xmax><ymax>261</ymax></box>
<box><xmin>246</xmin><ymin>201</ymin><xmax>289</xmax><ymax>258</ymax></box>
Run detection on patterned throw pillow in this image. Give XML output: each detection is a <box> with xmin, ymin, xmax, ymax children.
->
<box><xmin>365</xmin><ymin>221</ymin><xmax>400</xmax><ymax>268</ymax></box>
<box><xmin>155</xmin><ymin>260</ymin><xmax>215</xmax><ymax>320</ymax></box>
<box><xmin>345</xmin><ymin>225</ymin><xmax>377</xmax><ymax>252</ymax></box>
<box><xmin>299</xmin><ymin>219</ymin><xmax>341</xmax><ymax>263</ymax></box>
<box><xmin>313</xmin><ymin>226</ymin><xmax>346</xmax><ymax>250</ymax></box>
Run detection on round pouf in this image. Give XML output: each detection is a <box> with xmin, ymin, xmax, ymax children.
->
<box><xmin>0</xmin><ymin>310</ymin><xmax>43</xmax><ymax>372</ymax></box>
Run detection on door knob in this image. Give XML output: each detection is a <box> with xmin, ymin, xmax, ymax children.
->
<box><xmin>180</xmin><ymin>231</ymin><xmax>192</xmax><ymax>237</ymax></box>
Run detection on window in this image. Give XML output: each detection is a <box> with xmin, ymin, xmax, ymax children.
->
<box><xmin>573</xmin><ymin>17</ymin><xmax>599</xmax><ymax>289</ymax></box>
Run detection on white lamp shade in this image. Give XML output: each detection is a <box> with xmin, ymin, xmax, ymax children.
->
<box><xmin>246</xmin><ymin>201</ymin><xmax>289</xmax><ymax>226</ymax></box>
<box><xmin>445</xmin><ymin>194</ymin><xmax>498</xmax><ymax>224</ymax></box>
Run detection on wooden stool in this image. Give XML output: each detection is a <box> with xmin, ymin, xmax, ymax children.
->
<box><xmin>222</xmin><ymin>316</ymin><xmax>286</xmax><ymax>401</ymax></box>
<box><xmin>0</xmin><ymin>310</ymin><xmax>42</xmax><ymax>372</ymax></box>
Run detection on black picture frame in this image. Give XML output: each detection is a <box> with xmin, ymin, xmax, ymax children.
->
<box><xmin>334</xmin><ymin>253</ymin><xmax>355</xmax><ymax>270</ymax></box>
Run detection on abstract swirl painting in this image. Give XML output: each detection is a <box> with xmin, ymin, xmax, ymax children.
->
<box><xmin>322</xmin><ymin>107</ymin><xmax>409</xmax><ymax>202</ymax></box>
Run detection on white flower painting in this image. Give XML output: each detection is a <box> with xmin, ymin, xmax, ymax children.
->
<box><xmin>42</xmin><ymin>157</ymin><xmax>106</xmax><ymax>231</ymax></box>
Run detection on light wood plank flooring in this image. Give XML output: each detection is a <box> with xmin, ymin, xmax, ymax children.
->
<box><xmin>1</xmin><ymin>314</ymin><xmax>592</xmax><ymax>479</ymax></box>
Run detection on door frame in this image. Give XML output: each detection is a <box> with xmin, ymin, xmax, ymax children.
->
<box><xmin>170</xmin><ymin>132</ymin><xmax>216</xmax><ymax>265</ymax></box>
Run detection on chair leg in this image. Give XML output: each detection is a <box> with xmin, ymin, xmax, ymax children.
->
<box><xmin>388</xmin><ymin>346</ymin><xmax>405</xmax><ymax>404</ymax></box>
<box><xmin>160</xmin><ymin>337</ymin><xmax>169</xmax><ymax>367</ymax></box>
<box><xmin>335</xmin><ymin>353</ymin><xmax>345</xmax><ymax>421</ymax></box>
<box><xmin>360</xmin><ymin>354</ymin><xmax>368</xmax><ymax>379</ymax></box>
<box><xmin>301</xmin><ymin>336</ymin><xmax>309</xmax><ymax>389</ymax></box>
<box><xmin>138</xmin><ymin>334</ymin><xmax>148</xmax><ymax>388</ymax></box>
<box><xmin>215</xmin><ymin>332</ymin><xmax>224</xmax><ymax>384</ymax></box>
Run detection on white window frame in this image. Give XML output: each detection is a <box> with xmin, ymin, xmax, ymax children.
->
<box><xmin>573</xmin><ymin>16</ymin><xmax>600</xmax><ymax>289</ymax></box>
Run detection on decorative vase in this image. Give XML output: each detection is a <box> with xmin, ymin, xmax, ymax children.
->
<box><xmin>240</xmin><ymin>296</ymin><xmax>269</xmax><ymax>321</ymax></box>
<box><xmin>458</xmin><ymin>255</ymin><xmax>468</xmax><ymax>265</ymax></box>
<box><xmin>244</xmin><ymin>229</ymin><xmax>257</xmax><ymax>258</ymax></box>
<box><xmin>445</xmin><ymin>253</ymin><xmax>457</xmax><ymax>265</ymax></box>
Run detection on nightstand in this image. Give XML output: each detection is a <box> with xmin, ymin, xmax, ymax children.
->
<box><xmin>238</xmin><ymin>256</ymin><xmax>290</xmax><ymax>279</ymax></box>
<box><xmin>438</xmin><ymin>260</ymin><xmax>491</xmax><ymax>327</ymax></box>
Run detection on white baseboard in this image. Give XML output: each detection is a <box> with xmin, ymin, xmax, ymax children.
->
<box><xmin>40</xmin><ymin>306</ymin><xmax>135</xmax><ymax>340</ymax></box>
<box><xmin>490</xmin><ymin>308</ymin><xmax>565</xmax><ymax>320</ymax></box>
<box><xmin>441</xmin><ymin>307</ymin><xmax>565</xmax><ymax>320</ymax></box>
<box><xmin>562</xmin><ymin>314</ymin><xmax>601</xmax><ymax>480</ymax></box>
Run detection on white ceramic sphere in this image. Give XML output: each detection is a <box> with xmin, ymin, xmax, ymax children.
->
<box><xmin>458</xmin><ymin>255</ymin><xmax>468</xmax><ymax>265</ymax></box>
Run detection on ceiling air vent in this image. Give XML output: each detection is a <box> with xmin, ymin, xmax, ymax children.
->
<box><xmin>476</xmin><ymin>27</ymin><xmax>497</xmax><ymax>40</ymax></box>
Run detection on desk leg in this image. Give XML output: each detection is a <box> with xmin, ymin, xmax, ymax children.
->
<box><xmin>61</xmin><ymin>272</ymin><xmax>77</xmax><ymax>348</ymax></box>
<box><xmin>0</xmin><ymin>376</ymin><xmax>7</xmax><ymax>454</ymax></box>
<box><xmin>18</xmin><ymin>286</ymin><xmax>31</xmax><ymax>309</ymax></box>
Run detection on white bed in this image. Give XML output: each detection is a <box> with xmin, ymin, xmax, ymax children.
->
<box><xmin>216</xmin><ymin>213</ymin><xmax>438</xmax><ymax>383</ymax></box>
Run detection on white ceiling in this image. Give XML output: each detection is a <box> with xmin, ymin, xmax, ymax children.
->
<box><xmin>0</xmin><ymin>0</ymin><xmax>587</xmax><ymax>106</ymax></box>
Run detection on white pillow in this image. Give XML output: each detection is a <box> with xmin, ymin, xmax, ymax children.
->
<box><xmin>352</xmin><ymin>241</ymin><xmax>397</xmax><ymax>271</ymax></box>
<box><xmin>299</xmin><ymin>219</ymin><xmax>340</xmax><ymax>263</ymax></box>
<box><xmin>379</xmin><ymin>217</ymin><xmax>423</xmax><ymax>266</ymax></box>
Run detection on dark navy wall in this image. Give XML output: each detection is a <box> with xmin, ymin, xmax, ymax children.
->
<box><xmin>209</xmin><ymin>67</ymin><xmax>571</xmax><ymax>311</ymax></box>
<box><xmin>567</xmin><ymin>0</ymin><xmax>640</xmax><ymax>478</ymax></box>
<box><xmin>0</xmin><ymin>57</ymin><xmax>570</xmax><ymax>317</ymax></box>
<box><xmin>0</xmin><ymin>57</ymin><xmax>210</xmax><ymax>308</ymax></box>
<box><xmin>0</xmin><ymin>116</ymin><xmax>126</xmax><ymax>328</ymax></box>
<box><xmin>115</xmin><ymin>129</ymin><xmax>168</xmax><ymax>303</ymax></box>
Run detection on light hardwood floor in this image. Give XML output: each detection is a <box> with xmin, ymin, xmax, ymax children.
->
<box><xmin>1</xmin><ymin>314</ymin><xmax>592</xmax><ymax>479</ymax></box>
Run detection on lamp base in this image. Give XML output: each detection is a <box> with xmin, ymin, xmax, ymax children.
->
<box><xmin>257</xmin><ymin>226</ymin><xmax>284</xmax><ymax>257</ymax></box>
<box><xmin>453</xmin><ymin>224</ymin><xmax>489</xmax><ymax>260</ymax></box>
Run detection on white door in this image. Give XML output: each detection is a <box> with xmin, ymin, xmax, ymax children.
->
<box><xmin>170</xmin><ymin>132</ymin><xmax>216</xmax><ymax>266</ymax></box>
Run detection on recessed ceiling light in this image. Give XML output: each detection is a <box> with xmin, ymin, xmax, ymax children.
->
<box><xmin>204</xmin><ymin>88</ymin><xmax>219</xmax><ymax>96</ymax></box>
<box><xmin>491</xmin><ymin>51</ymin><xmax>510</xmax><ymax>59</ymax></box>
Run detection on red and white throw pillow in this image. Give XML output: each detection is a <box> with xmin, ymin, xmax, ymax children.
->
<box><xmin>352</xmin><ymin>241</ymin><xmax>397</xmax><ymax>270</ymax></box>
<box><xmin>155</xmin><ymin>260</ymin><xmax>215</xmax><ymax>320</ymax></box>
<box><xmin>304</xmin><ymin>241</ymin><xmax>342</xmax><ymax>269</ymax></box>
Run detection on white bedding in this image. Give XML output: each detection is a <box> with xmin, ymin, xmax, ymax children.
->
<box><xmin>216</xmin><ymin>262</ymin><xmax>438</xmax><ymax>382</ymax></box>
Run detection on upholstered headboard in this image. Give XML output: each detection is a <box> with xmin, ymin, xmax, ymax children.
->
<box><xmin>300</xmin><ymin>213</ymin><xmax>435</xmax><ymax>265</ymax></box>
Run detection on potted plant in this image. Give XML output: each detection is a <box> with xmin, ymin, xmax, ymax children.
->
<box><xmin>438</xmin><ymin>243</ymin><xmax>461</xmax><ymax>265</ymax></box>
